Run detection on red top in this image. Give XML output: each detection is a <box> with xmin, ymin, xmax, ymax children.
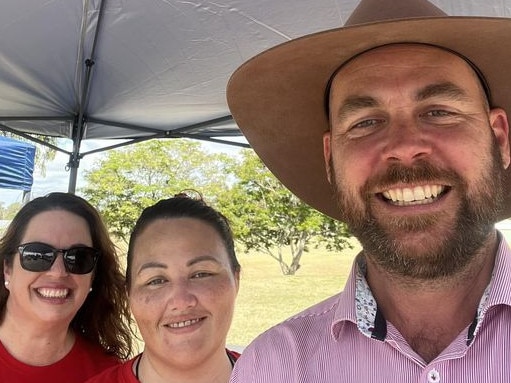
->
<box><xmin>86</xmin><ymin>349</ymin><xmax>241</xmax><ymax>383</ymax></box>
<box><xmin>0</xmin><ymin>335</ymin><xmax>119</xmax><ymax>383</ymax></box>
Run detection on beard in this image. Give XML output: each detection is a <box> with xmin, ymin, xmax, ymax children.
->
<box><xmin>331</xmin><ymin>137</ymin><xmax>505</xmax><ymax>280</ymax></box>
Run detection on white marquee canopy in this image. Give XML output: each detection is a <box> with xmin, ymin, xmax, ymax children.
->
<box><xmin>0</xmin><ymin>0</ymin><xmax>510</xmax><ymax>190</ymax></box>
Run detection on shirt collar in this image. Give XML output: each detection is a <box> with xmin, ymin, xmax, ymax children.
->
<box><xmin>331</xmin><ymin>253</ymin><xmax>375</xmax><ymax>340</ymax></box>
<box><xmin>331</xmin><ymin>232</ymin><xmax>511</xmax><ymax>342</ymax></box>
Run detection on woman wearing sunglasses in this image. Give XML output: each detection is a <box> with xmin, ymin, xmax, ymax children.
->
<box><xmin>86</xmin><ymin>192</ymin><xmax>241</xmax><ymax>383</ymax></box>
<box><xmin>0</xmin><ymin>192</ymin><xmax>134</xmax><ymax>382</ymax></box>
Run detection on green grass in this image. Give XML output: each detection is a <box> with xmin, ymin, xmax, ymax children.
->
<box><xmin>227</xmin><ymin>240</ymin><xmax>360</xmax><ymax>347</ymax></box>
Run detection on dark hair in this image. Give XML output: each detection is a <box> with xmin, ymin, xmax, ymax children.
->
<box><xmin>0</xmin><ymin>192</ymin><xmax>134</xmax><ymax>359</ymax></box>
<box><xmin>126</xmin><ymin>191</ymin><xmax>240</xmax><ymax>289</ymax></box>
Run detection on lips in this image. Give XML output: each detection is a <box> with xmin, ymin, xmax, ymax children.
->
<box><xmin>381</xmin><ymin>184</ymin><xmax>446</xmax><ymax>206</ymax></box>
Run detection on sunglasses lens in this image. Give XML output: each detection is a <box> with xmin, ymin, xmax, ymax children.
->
<box><xmin>20</xmin><ymin>243</ymin><xmax>55</xmax><ymax>272</ymax></box>
<box><xmin>64</xmin><ymin>248</ymin><xmax>98</xmax><ymax>274</ymax></box>
<box><xmin>19</xmin><ymin>243</ymin><xmax>99</xmax><ymax>274</ymax></box>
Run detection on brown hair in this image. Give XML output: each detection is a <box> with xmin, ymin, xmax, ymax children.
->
<box><xmin>0</xmin><ymin>192</ymin><xmax>134</xmax><ymax>359</ymax></box>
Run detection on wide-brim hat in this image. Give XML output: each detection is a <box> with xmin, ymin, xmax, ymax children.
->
<box><xmin>227</xmin><ymin>0</ymin><xmax>511</xmax><ymax>222</ymax></box>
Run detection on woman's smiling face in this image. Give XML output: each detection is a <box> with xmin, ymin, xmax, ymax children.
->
<box><xmin>129</xmin><ymin>217</ymin><xmax>239</xmax><ymax>367</ymax></box>
<box><xmin>4</xmin><ymin>209</ymin><xmax>94</xmax><ymax>327</ymax></box>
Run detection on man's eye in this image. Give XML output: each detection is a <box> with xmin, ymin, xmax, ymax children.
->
<box><xmin>351</xmin><ymin>119</ymin><xmax>382</xmax><ymax>130</ymax></box>
<box><xmin>424</xmin><ymin>110</ymin><xmax>454</xmax><ymax>117</ymax></box>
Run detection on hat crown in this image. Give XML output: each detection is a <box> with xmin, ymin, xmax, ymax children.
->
<box><xmin>345</xmin><ymin>0</ymin><xmax>447</xmax><ymax>26</ymax></box>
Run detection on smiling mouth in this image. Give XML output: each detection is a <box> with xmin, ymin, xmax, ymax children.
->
<box><xmin>36</xmin><ymin>288</ymin><xmax>70</xmax><ymax>299</ymax></box>
<box><xmin>167</xmin><ymin>318</ymin><xmax>204</xmax><ymax>329</ymax></box>
<box><xmin>381</xmin><ymin>184</ymin><xmax>448</xmax><ymax>206</ymax></box>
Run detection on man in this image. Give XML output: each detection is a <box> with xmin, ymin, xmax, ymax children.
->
<box><xmin>226</xmin><ymin>0</ymin><xmax>511</xmax><ymax>381</ymax></box>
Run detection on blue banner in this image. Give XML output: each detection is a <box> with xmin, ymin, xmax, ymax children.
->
<box><xmin>0</xmin><ymin>136</ymin><xmax>36</xmax><ymax>191</ymax></box>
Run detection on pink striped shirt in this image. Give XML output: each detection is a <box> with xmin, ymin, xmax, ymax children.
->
<box><xmin>230</xmin><ymin>232</ymin><xmax>511</xmax><ymax>382</ymax></box>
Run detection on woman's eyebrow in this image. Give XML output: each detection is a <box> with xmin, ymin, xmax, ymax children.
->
<box><xmin>187</xmin><ymin>255</ymin><xmax>221</xmax><ymax>267</ymax></box>
<box><xmin>138</xmin><ymin>261</ymin><xmax>167</xmax><ymax>275</ymax></box>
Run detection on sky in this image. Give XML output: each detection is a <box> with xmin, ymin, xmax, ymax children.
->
<box><xmin>0</xmin><ymin>138</ymin><xmax>245</xmax><ymax>207</ymax></box>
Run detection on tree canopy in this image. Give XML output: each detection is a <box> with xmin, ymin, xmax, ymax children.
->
<box><xmin>82</xmin><ymin>139</ymin><xmax>233</xmax><ymax>242</ymax></box>
<box><xmin>0</xmin><ymin>201</ymin><xmax>22</xmax><ymax>220</ymax></box>
<box><xmin>82</xmin><ymin>141</ymin><xmax>353</xmax><ymax>274</ymax></box>
<box><xmin>217</xmin><ymin>150</ymin><xmax>352</xmax><ymax>275</ymax></box>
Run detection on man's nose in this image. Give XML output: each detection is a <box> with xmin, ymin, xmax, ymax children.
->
<box><xmin>381</xmin><ymin>118</ymin><xmax>433</xmax><ymax>165</ymax></box>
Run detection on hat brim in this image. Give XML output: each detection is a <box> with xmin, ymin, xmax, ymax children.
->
<box><xmin>227</xmin><ymin>16</ymin><xmax>511</xmax><ymax>222</ymax></box>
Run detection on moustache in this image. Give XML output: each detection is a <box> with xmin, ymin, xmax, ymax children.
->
<box><xmin>364</xmin><ymin>160</ymin><xmax>463</xmax><ymax>192</ymax></box>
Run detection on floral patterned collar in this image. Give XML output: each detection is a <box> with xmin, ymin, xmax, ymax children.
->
<box><xmin>353</xmin><ymin>255</ymin><xmax>491</xmax><ymax>343</ymax></box>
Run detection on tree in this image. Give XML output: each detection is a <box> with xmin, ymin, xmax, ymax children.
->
<box><xmin>82</xmin><ymin>139</ymin><xmax>234</xmax><ymax>243</ymax></box>
<box><xmin>3</xmin><ymin>202</ymin><xmax>22</xmax><ymax>220</ymax></box>
<box><xmin>218</xmin><ymin>150</ymin><xmax>352</xmax><ymax>275</ymax></box>
<box><xmin>0</xmin><ymin>201</ymin><xmax>22</xmax><ymax>220</ymax></box>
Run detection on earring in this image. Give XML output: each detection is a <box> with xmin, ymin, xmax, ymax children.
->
<box><xmin>89</xmin><ymin>287</ymin><xmax>93</xmax><ymax>292</ymax></box>
<box><xmin>4</xmin><ymin>281</ymin><xmax>9</xmax><ymax>288</ymax></box>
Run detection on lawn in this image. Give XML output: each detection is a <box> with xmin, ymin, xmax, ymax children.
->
<box><xmin>227</xmin><ymin>240</ymin><xmax>361</xmax><ymax>348</ymax></box>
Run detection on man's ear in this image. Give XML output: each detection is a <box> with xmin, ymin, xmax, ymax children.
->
<box><xmin>490</xmin><ymin>107</ymin><xmax>511</xmax><ymax>169</ymax></box>
<box><xmin>323</xmin><ymin>131</ymin><xmax>333</xmax><ymax>184</ymax></box>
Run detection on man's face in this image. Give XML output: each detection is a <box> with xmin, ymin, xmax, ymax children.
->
<box><xmin>323</xmin><ymin>44</ymin><xmax>510</xmax><ymax>279</ymax></box>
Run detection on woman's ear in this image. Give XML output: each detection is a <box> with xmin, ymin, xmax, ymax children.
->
<box><xmin>4</xmin><ymin>260</ymin><xmax>11</xmax><ymax>290</ymax></box>
<box><xmin>4</xmin><ymin>260</ymin><xmax>11</xmax><ymax>279</ymax></box>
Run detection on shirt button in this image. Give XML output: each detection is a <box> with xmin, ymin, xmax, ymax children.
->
<box><xmin>427</xmin><ymin>368</ymin><xmax>440</xmax><ymax>383</ymax></box>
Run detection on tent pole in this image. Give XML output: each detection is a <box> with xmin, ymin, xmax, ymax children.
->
<box><xmin>67</xmin><ymin>116</ymin><xmax>82</xmax><ymax>194</ymax></box>
<box><xmin>66</xmin><ymin>1</ymin><xmax>104</xmax><ymax>194</ymax></box>
<box><xmin>67</xmin><ymin>152</ymin><xmax>79</xmax><ymax>194</ymax></box>
<box><xmin>22</xmin><ymin>190</ymin><xmax>31</xmax><ymax>204</ymax></box>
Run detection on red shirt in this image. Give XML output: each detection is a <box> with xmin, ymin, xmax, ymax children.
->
<box><xmin>0</xmin><ymin>335</ymin><xmax>119</xmax><ymax>383</ymax></box>
<box><xmin>85</xmin><ymin>357</ymin><xmax>139</xmax><ymax>383</ymax></box>
<box><xmin>87</xmin><ymin>349</ymin><xmax>241</xmax><ymax>383</ymax></box>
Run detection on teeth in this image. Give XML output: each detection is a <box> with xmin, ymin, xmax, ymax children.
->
<box><xmin>382</xmin><ymin>185</ymin><xmax>444</xmax><ymax>205</ymax></box>
<box><xmin>37</xmin><ymin>288</ymin><xmax>69</xmax><ymax>299</ymax></box>
<box><xmin>168</xmin><ymin>318</ymin><xmax>201</xmax><ymax>328</ymax></box>
<box><xmin>402</xmin><ymin>188</ymin><xmax>414</xmax><ymax>202</ymax></box>
<box><xmin>424</xmin><ymin>184</ymin><xmax>431</xmax><ymax>197</ymax></box>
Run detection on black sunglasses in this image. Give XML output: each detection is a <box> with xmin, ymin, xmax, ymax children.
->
<box><xmin>18</xmin><ymin>242</ymin><xmax>100</xmax><ymax>275</ymax></box>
